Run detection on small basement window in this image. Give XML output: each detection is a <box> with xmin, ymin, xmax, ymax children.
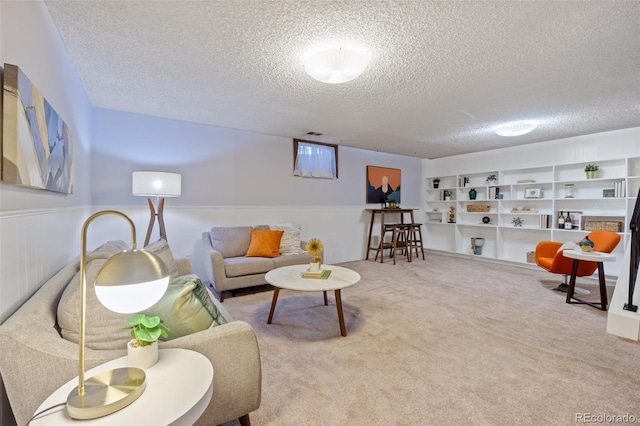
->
<box><xmin>293</xmin><ymin>139</ymin><xmax>338</xmax><ymax>179</ymax></box>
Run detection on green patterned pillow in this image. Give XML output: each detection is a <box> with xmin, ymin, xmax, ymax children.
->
<box><xmin>144</xmin><ymin>276</ymin><xmax>226</xmax><ymax>340</ymax></box>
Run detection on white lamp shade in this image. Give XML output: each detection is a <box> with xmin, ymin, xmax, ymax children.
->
<box><xmin>494</xmin><ymin>121</ymin><xmax>538</xmax><ymax>137</ymax></box>
<box><xmin>94</xmin><ymin>250</ymin><xmax>170</xmax><ymax>313</ymax></box>
<box><xmin>303</xmin><ymin>47</ymin><xmax>369</xmax><ymax>84</ymax></box>
<box><xmin>132</xmin><ymin>171</ymin><xmax>181</xmax><ymax>197</ymax></box>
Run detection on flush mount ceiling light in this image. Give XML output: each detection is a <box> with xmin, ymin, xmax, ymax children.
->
<box><xmin>303</xmin><ymin>47</ymin><xmax>369</xmax><ymax>84</ymax></box>
<box><xmin>494</xmin><ymin>121</ymin><xmax>538</xmax><ymax>137</ymax></box>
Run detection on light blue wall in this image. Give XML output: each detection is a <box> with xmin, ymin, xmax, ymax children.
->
<box><xmin>88</xmin><ymin>108</ymin><xmax>424</xmax><ymax>262</ymax></box>
<box><xmin>0</xmin><ymin>1</ymin><xmax>95</xmax><ymax>424</ymax></box>
<box><xmin>91</xmin><ymin>108</ymin><xmax>423</xmax><ymax>208</ymax></box>
<box><xmin>0</xmin><ymin>0</ymin><xmax>93</xmax><ymax>211</ymax></box>
<box><xmin>0</xmin><ymin>0</ymin><xmax>94</xmax><ymax>317</ymax></box>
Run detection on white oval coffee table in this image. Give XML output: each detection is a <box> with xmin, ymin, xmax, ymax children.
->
<box><xmin>265</xmin><ymin>264</ymin><xmax>361</xmax><ymax>336</ymax></box>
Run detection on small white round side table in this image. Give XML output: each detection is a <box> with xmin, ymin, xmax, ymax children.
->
<box><xmin>562</xmin><ymin>249</ymin><xmax>617</xmax><ymax>311</ymax></box>
<box><xmin>31</xmin><ymin>348</ymin><xmax>213</xmax><ymax>425</ymax></box>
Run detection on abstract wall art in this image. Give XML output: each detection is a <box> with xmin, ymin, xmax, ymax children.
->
<box><xmin>366</xmin><ymin>165</ymin><xmax>401</xmax><ymax>204</ymax></box>
<box><xmin>2</xmin><ymin>63</ymin><xmax>73</xmax><ymax>194</ymax></box>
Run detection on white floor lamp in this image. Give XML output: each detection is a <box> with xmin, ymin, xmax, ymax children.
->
<box><xmin>132</xmin><ymin>171</ymin><xmax>181</xmax><ymax>246</ymax></box>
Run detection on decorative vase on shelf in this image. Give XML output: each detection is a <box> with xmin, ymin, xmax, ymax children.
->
<box><xmin>127</xmin><ymin>340</ymin><xmax>159</xmax><ymax>370</ymax></box>
<box><xmin>580</xmin><ymin>236</ymin><xmax>595</xmax><ymax>252</ymax></box>
<box><xmin>586</xmin><ymin>171</ymin><xmax>597</xmax><ymax>179</ymax></box>
<box><xmin>564</xmin><ymin>184</ymin><xmax>574</xmax><ymax>198</ymax></box>
<box><xmin>469</xmin><ymin>188</ymin><xmax>477</xmax><ymax>200</ymax></box>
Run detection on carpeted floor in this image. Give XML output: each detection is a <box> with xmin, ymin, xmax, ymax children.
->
<box><xmin>219</xmin><ymin>253</ymin><xmax>640</xmax><ymax>425</ymax></box>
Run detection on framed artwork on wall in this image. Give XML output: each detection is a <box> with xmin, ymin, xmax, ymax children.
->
<box><xmin>366</xmin><ymin>165</ymin><xmax>401</xmax><ymax>204</ymax></box>
<box><xmin>2</xmin><ymin>63</ymin><xmax>73</xmax><ymax>194</ymax></box>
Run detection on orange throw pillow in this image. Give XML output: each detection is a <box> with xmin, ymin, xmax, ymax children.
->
<box><xmin>245</xmin><ymin>230</ymin><xmax>284</xmax><ymax>258</ymax></box>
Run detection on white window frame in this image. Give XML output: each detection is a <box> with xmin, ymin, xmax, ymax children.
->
<box><xmin>293</xmin><ymin>139</ymin><xmax>338</xmax><ymax>179</ymax></box>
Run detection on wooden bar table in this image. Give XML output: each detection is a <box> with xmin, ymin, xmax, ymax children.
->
<box><xmin>365</xmin><ymin>208</ymin><xmax>417</xmax><ymax>262</ymax></box>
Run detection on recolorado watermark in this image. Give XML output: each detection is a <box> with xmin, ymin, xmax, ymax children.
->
<box><xmin>576</xmin><ymin>413</ymin><xmax>637</xmax><ymax>423</ymax></box>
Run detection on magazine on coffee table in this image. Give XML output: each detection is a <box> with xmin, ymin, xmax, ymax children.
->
<box><xmin>302</xmin><ymin>269</ymin><xmax>332</xmax><ymax>279</ymax></box>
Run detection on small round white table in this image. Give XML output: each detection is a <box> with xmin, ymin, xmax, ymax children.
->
<box><xmin>265</xmin><ymin>264</ymin><xmax>361</xmax><ymax>336</ymax></box>
<box><xmin>31</xmin><ymin>349</ymin><xmax>213</xmax><ymax>425</ymax></box>
<box><xmin>562</xmin><ymin>249</ymin><xmax>617</xmax><ymax>311</ymax></box>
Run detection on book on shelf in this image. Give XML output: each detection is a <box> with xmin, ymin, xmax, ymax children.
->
<box><xmin>539</xmin><ymin>214</ymin><xmax>551</xmax><ymax>229</ymax></box>
<box><xmin>302</xmin><ymin>269</ymin><xmax>332</xmax><ymax>279</ymax></box>
<box><xmin>613</xmin><ymin>180</ymin><xmax>626</xmax><ymax>197</ymax></box>
<box><xmin>487</xmin><ymin>186</ymin><xmax>499</xmax><ymax>200</ymax></box>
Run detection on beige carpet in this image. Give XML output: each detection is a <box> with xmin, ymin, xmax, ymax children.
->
<box><xmin>220</xmin><ymin>253</ymin><xmax>640</xmax><ymax>425</ymax></box>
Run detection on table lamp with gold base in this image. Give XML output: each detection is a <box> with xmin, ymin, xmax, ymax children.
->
<box><xmin>65</xmin><ymin>210</ymin><xmax>170</xmax><ymax>420</ymax></box>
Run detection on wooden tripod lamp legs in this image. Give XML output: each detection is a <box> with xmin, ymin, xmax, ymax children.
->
<box><xmin>143</xmin><ymin>197</ymin><xmax>167</xmax><ymax>247</ymax></box>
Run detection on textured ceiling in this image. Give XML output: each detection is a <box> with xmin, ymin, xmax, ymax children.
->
<box><xmin>43</xmin><ymin>0</ymin><xmax>640</xmax><ymax>159</ymax></box>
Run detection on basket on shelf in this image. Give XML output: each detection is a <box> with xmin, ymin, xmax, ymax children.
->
<box><xmin>584</xmin><ymin>221</ymin><xmax>622</xmax><ymax>232</ymax></box>
<box><xmin>466</xmin><ymin>205</ymin><xmax>491</xmax><ymax>212</ymax></box>
<box><xmin>526</xmin><ymin>251</ymin><xmax>536</xmax><ymax>263</ymax></box>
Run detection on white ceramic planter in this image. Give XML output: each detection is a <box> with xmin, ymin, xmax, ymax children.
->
<box><xmin>127</xmin><ymin>340</ymin><xmax>158</xmax><ymax>369</ymax></box>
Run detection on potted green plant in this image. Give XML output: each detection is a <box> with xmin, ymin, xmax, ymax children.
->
<box><xmin>486</xmin><ymin>174</ymin><xmax>497</xmax><ymax>184</ymax></box>
<box><xmin>444</xmin><ymin>190</ymin><xmax>452</xmax><ymax>201</ymax></box>
<box><xmin>433</xmin><ymin>178</ymin><xmax>440</xmax><ymax>189</ymax></box>
<box><xmin>124</xmin><ymin>314</ymin><xmax>169</xmax><ymax>369</ymax></box>
<box><xmin>584</xmin><ymin>164</ymin><xmax>599</xmax><ymax>179</ymax></box>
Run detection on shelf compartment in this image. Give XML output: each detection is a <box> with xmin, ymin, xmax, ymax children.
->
<box><xmin>498</xmin><ymin>227</ymin><xmax>552</xmax><ymax>262</ymax></box>
<box><xmin>427</xmin><ymin>176</ymin><xmax>456</xmax><ymax>190</ymax></box>
<box><xmin>456</xmin><ymin>225</ymin><xmax>497</xmax><ymax>257</ymax></box>
<box><xmin>425</xmin><ymin>211</ymin><xmax>446</xmax><ymax>223</ymax></box>
<box><xmin>500</xmin><ymin>213</ymin><xmax>550</xmax><ymax>229</ymax></box>
<box><xmin>511</xmin><ymin>182</ymin><xmax>553</xmax><ymax>200</ymax></box>
<box><xmin>581</xmin><ymin>215</ymin><xmax>625</xmax><ymax>232</ymax></box>
<box><xmin>457</xmin><ymin>172</ymin><xmax>498</xmax><ymax>188</ymax></box>
<box><xmin>555</xmin><ymin>159</ymin><xmax>627</xmax><ymax>181</ymax></box>
<box><xmin>424</xmin><ymin>224</ymin><xmax>456</xmax><ymax>251</ymax></box>
<box><xmin>500</xmin><ymin>166</ymin><xmax>554</xmax><ymax>186</ymax></box>
<box><xmin>554</xmin><ymin>178</ymin><xmax>627</xmax><ymax>199</ymax></box>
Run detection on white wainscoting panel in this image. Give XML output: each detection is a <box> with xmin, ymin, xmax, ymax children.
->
<box><xmin>0</xmin><ymin>207</ymin><xmax>88</xmax><ymax>323</ymax></box>
<box><xmin>84</xmin><ymin>205</ymin><xmax>392</xmax><ymax>266</ymax></box>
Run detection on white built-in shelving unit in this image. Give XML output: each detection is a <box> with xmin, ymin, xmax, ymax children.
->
<box><xmin>423</xmin><ymin>157</ymin><xmax>640</xmax><ymax>276</ymax></box>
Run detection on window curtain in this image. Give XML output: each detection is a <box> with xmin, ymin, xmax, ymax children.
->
<box><xmin>294</xmin><ymin>142</ymin><xmax>337</xmax><ymax>179</ymax></box>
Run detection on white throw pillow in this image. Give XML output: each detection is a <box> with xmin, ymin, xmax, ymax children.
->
<box><xmin>269</xmin><ymin>223</ymin><xmax>305</xmax><ymax>255</ymax></box>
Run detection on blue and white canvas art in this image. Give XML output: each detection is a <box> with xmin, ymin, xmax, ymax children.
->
<box><xmin>2</xmin><ymin>64</ymin><xmax>73</xmax><ymax>194</ymax></box>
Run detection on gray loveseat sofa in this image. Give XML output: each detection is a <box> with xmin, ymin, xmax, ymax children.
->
<box><xmin>0</xmin><ymin>240</ymin><xmax>261</xmax><ymax>426</ymax></box>
<box><xmin>193</xmin><ymin>225</ymin><xmax>313</xmax><ymax>302</ymax></box>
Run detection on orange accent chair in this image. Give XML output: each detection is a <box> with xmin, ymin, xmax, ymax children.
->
<box><xmin>535</xmin><ymin>230</ymin><xmax>621</xmax><ymax>290</ymax></box>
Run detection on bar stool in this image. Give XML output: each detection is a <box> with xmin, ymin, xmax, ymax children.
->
<box><xmin>375</xmin><ymin>224</ymin><xmax>409</xmax><ymax>264</ymax></box>
<box><xmin>405</xmin><ymin>223</ymin><xmax>425</xmax><ymax>260</ymax></box>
